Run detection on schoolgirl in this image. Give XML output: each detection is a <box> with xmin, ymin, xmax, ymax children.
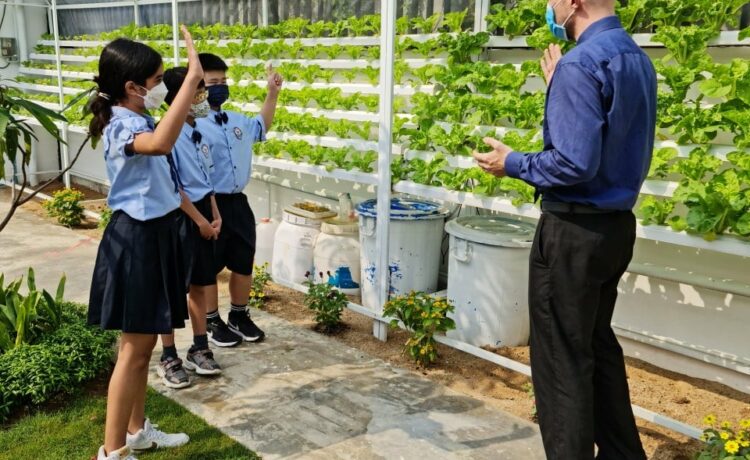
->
<box><xmin>87</xmin><ymin>26</ymin><xmax>203</xmax><ymax>460</ymax></box>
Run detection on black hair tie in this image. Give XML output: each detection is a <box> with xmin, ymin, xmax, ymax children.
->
<box><xmin>192</xmin><ymin>130</ymin><xmax>202</xmax><ymax>144</ymax></box>
<box><xmin>215</xmin><ymin>112</ymin><xmax>228</xmax><ymax>125</ymax></box>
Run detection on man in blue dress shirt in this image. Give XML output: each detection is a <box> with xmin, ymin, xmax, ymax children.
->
<box><xmin>196</xmin><ymin>53</ymin><xmax>283</xmax><ymax>347</ymax></box>
<box><xmin>474</xmin><ymin>1</ymin><xmax>656</xmax><ymax>458</ymax></box>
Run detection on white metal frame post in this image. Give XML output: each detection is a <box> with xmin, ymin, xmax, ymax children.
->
<box><xmin>261</xmin><ymin>0</ymin><xmax>269</xmax><ymax>26</ymax></box>
<box><xmin>14</xmin><ymin>0</ymin><xmax>28</xmax><ymax>62</ymax></box>
<box><xmin>50</xmin><ymin>0</ymin><xmax>71</xmax><ymax>188</ymax></box>
<box><xmin>373</xmin><ymin>0</ymin><xmax>397</xmax><ymax>342</ymax></box>
<box><xmin>133</xmin><ymin>0</ymin><xmax>140</xmax><ymax>26</ymax></box>
<box><xmin>171</xmin><ymin>0</ymin><xmax>179</xmax><ymax>65</ymax></box>
<box><xmin>473</xmin><ymin>0</ymin><xmax>490</xmax><ymax>33</ymax></box>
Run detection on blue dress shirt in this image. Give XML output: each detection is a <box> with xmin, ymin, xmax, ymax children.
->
<box><xmin>103</xmin><ymin>106</ymin><xmax>181</xmax><ymax>220</ymax></box>
<box><xmin>172</xmin><ymin>122</ymin><xmax>215</xmax><ymax>203</ymax></box>
<box><xmin>195</xmin><ymin>109</ymin><xmax>266</xmax><ymax>194</ymax></box>
<box><xmin>505</xmin><ymin>16</ymin><xmax>657</xmax><ymax>210</ymax></box>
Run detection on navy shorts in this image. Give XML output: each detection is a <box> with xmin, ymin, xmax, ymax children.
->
<box><xmin>186</xmin><ymin>193</ymin><xmax>219</xmax><ymax>286</ymax></box>
<box><xmin>214</xmin><ymin>193</ymin><xmax>256</xmax><ymax>276</ymax></box>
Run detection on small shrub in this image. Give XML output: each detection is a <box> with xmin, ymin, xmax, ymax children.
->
<box><xmin>0</xmin><ymin>269</ymin><xmax>66</xmax><ymax>353</ymax></box>
<box><xmin>382</xmin><ymin>292</ymin><xmax>455</xmax><ymax>367</ymax></box>
<box><xmin>0</xmin><ymin>303</ymin><xmax>118</xmax><ymax>423</ymax></box>
<box><xmin>303</xmin><ymin>271</ymin><xmax>347</xmax><ymax>333</ymax></box>
<box><xmin>248</xmin><ymin>263</ymin><xmax>271</xmax><ymax>309</ymax></box>
<box><xmin>42</xmin><ymin>188</ymin><xmax>85</xmax><ymax>228</ymax></box>
<box><xmin>697</xmin><ymin>415</ymin><xmax>750</xmax><ymax>459</ymax></box>
<box><xmin>98</xmin><ymin>206</ymin><xmax>113</xmax><ymax>229</ymax></box>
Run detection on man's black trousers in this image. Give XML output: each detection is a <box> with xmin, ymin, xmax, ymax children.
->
<box><xmin>529</xmin><ymin>210</ymin><xmax>647</xmax><ymax>460</ymax></box>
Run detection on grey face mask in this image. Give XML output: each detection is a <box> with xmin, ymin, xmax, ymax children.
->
<box><xmin>190</xmin><ymin>99</ymin><xmax>211</xmax><ymax>118</ymax></box>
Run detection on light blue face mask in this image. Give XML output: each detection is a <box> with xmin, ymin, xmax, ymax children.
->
<box><xmin>546</xmin><ymin>1</ymin><xmax>575</xmax><ymax>41</ymax></box>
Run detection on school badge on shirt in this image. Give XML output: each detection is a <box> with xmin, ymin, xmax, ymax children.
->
<box><xmin>233</xmin><ymin>127</ymin><xmax>243</xmax><ymax>140</ymax></box>
<box><xmin>201</xmin><ymin>144</ymin><xmax>210</xmax><ymax>158</ymax></box>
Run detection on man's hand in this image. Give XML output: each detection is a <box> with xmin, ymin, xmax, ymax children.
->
<box><xmin>541</xmin><ymin>44</ymin><xmax>562</xmax><ymax>86</ymax></box>
<box><xmin>472</xmin><ymin>137</ymin><xmax>513</xmax><ymax>177</ymax></box>
<box><xmin>266</xmin><ymin>62</ymin><xmax>283</xmax><ymax>96</ymax></box>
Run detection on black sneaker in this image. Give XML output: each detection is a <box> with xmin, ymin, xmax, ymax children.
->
<box><xmin>228</xmin><ymin>311</ymin><xmax>265</xmax><ymax>342</ymax></box>
<box><xmin>184</xmin><ymin>348</ymin><xmax>222</xmax><ymax>376</ymax></box>
<box><xmin>206</xmin><ymin>316</ymin><xmax>242</xmax><ymax>347</ymax></box>
<box><xmin>156</xmin><ymin>356</ymin><xmax>191</xmax><ymax>389</ymax></box>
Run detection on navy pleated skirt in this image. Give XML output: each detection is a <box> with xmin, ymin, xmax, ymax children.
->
<box><xmin>88</xmin><ymin>209</ymin><xmax>190</xmax><ymax>334</ymax></box>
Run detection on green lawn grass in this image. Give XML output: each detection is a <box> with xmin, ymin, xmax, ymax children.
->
<box><xmin>0</xmin><ymin>387</ymin><xmax>260</xmax><ymax>460</ymax></box>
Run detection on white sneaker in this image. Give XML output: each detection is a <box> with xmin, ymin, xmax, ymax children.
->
<box><xmin>126</xmin><ymin>418</ymin><xmax>189</xmax><ymax>450</ymax></box>
<box><xmin>97</xmin><ymin>445</ymin><xmax>137</xmax><ymax>460</ymax></box>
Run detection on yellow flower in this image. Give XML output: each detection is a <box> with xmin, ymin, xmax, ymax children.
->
<box><xmin>419</xmin><ymin>348</ymin><xmax>426</xmax><ymax>355</ymax></box>
<box><xmin>720</xmin><ymin>432</ymin><xmax>730</xmax><ymax>440</ymax></box>
<box><xmin>704</xmin><ymin>415</ymin><xmax>717</xmax><ymax>426</ymax></box>
<box><xmin>741</xmin><ymin>419</ymin><xmax>750</xmax><ymax>429</ymax></box>
<box><xmin>725</xmin><ymin>440</ymin><xmax>740</xmax><ymax>455</ymax></box>
<box><xmin>407</xmin><ymin>300</ymin><xmax>414</xmax><ymax>305</ymax></box>
<box><xmin>721</xmin><ymin>421</ymin><xmax>733</xmax><ymax>430</ymax></box>
<box><xmin>741</xmin><ymin>441</ymin><xmax>750</xmax><ymax>448</ymax></box>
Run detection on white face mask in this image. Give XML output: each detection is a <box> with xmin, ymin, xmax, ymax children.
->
<box><xmin>190</xmin><ymin>99</ymin><xmax>211</xmax><ymax>118</ymax></box>
<box><xmin>137</xmin><ymin>82</ymin><xmax>168</xmax><ymax>110</ymax></box>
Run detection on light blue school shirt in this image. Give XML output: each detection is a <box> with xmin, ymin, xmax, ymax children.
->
<box><xmin>104</xmin><ymin>106</ymin><xmax>181</xmax><ymax>221</ymax></box>
<box><xmin>195</xmin><ymin>109</ymin><xmax>266</xmax><ymax>194</ymax></box>
<box><xmin>172</xmin><ymin>122</ymin><xmax>215</xmax><ymax>203</ymax></box>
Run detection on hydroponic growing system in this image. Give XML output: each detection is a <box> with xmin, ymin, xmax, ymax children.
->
<box><xmin>3</xmin><ymin>0</ymin><xmax>750</xmax><ymax>440</ymax></box>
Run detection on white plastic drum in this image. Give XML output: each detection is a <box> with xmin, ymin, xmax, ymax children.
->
<box><xmin>445</xmin><ymin>216</ymin><xmax>537</xmax><ymax>347</ymax></box>
<box><xmin>357</xmin><ymin>197</ymin><xmax>450</xmax><ymax>310</ymax></box>
<box><xmin>271</xmin><ymin>211</ymin><xmax>321</xmax><ymax>285</ymax></box>
<box><xmin>255</xmin><ymin>217</ymin><xmax>279</xmax><ymax>271</ymax></box>
<box><xmin>313</xmin><ymin>219</ymin><xmax>361</xmax><ymax>295</ymax></box>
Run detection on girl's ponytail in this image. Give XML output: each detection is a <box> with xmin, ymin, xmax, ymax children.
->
<box><xmin>89</xmin><ymin>75</ymin><xmax>115</xmax><ymax>138</ymax></box>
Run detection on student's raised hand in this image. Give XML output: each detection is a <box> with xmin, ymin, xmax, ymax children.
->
<box><xmin>266</xmin><ymin>62</ymin><xmax>283</xmax><ymax>96</ymax></box>
<box><xmin>541</xmin><ymin>44</ymin><xmax>562</xmax><ymax>86</ymax></box>
<box><xmin>182</xmin><ymin>25</ymin><xmax>204</xmax><ymax>81</ymax></box>
<box><xmin>472</xmin><ymin>137</ymin><xmax>512</xmax><ymax>178</ymax></box>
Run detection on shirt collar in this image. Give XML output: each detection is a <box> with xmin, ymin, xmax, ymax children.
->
<box><xmin>111</xmin><ymin>105</ymin><xmax>155</xmax><ymax>128</ymax></box>
<box><xmin>577</xmin><ymin>15</ymin><xmax>623</xmax><ymax>45</ymax></box>
<box><xmin>181</xmin><ymin>122</ymin><xmax>195</xmax><ymax>139</ymax></box>
<box><xmin>209</xmin><ymin>109</ymin><xmax>222</xmax><ymax>125</ymax></box>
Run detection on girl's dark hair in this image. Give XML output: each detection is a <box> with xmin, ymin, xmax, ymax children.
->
<box><xmin>163</xmin><ymin>66</ymin><xmax>205</xmax><ymax>106</ymax></box>
<box><xmin>89</xmin><ymin>38</ymin><xmax>163</xmax><ymax>137</ymax></box>
<box><xmin>198</xmin><ymin>53</ymin><xmax>228</xmax><ymax>72</ymax></box>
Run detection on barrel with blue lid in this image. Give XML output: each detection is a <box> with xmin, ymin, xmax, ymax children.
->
<box><xmin>356</xmin><ymin>197</ymin><xmax>450</xmax><ymax>309</ymax></box>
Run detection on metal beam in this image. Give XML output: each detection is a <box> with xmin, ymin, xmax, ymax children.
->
<box><xmin>373</xmin><ymin>0</ymin><xmax>397</xmax><ymax>342</ymax></box>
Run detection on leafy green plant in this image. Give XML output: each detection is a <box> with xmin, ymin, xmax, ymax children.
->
<box><xmin>42</xmin><ymin>188</ymin><xmax>86</xmax><ymax>228</ymax></box>
<box><xmin>382</xmin><ymin>292</ymin><xmax>455</xmax><ymax>367</ymax></box>
<box><xmin>248</xmin><ymin>263</ymin><xmax>272</xmax><ymax>309</ymax></box>
<box><xmin>639</xmin><ymin>196</ymin><xmax>676</xmax><ymax>226</ymax></box>
<box><xmin>97</xmin><ymin>206</ymin><xmax>113</xmax><ymax>230</ymax></box>
<box><xmin>303</xmin><ymin>272</ymin><xmax>348</xmax><ymax>333</ymax></box>
<box><xmin>442</xmin><ymin>9</ymin><xmax>469</xmax><ymax>33</ymax></box>
<box><xmin>0</xmin><ymin>269</ymin><xmax>66</xmax><ymax>353</ymax></box>
<box><xmin>486</xmin><ymin>0</ymin><xmax>546</xmax><ymax>37</ymax></box>
<box><xmin>697</xmin><ymin>415</ymin><xmax>750</xmax><ymax>459</ymax></box>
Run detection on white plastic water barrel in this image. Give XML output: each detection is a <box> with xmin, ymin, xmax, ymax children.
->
<box><xmin>313</xmin><ymin>219</ymin><xmax>361</xmax><ymax>295</ymax></box>
<box><xmin>272</xmin><ymin>211</ymin><xmax>321</xmax><ymax>286</ymax></box>
<box><xmin>445</xmin><ymin>216</ymin><xmax>537</xmax><ymax>347</ymax></box>
<box><xmin>255</xmin><ymin>217</ymin><xmax>279</xmax><ymax>271</ymax></box>
<box><xmin>357</xmin><ymin>197</ymin><xmax>450</xmax><ymax>310</ymax></box>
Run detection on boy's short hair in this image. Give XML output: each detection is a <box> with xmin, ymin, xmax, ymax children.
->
<box><xmin>198</xmin><ymin>53</ymin><xmax>229</xmax><ymax>72</ymax></box>
<box><xmin>163</xmin><ymin>66</ymin><xmax>205</xmax><ymax>105</ymax></box>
